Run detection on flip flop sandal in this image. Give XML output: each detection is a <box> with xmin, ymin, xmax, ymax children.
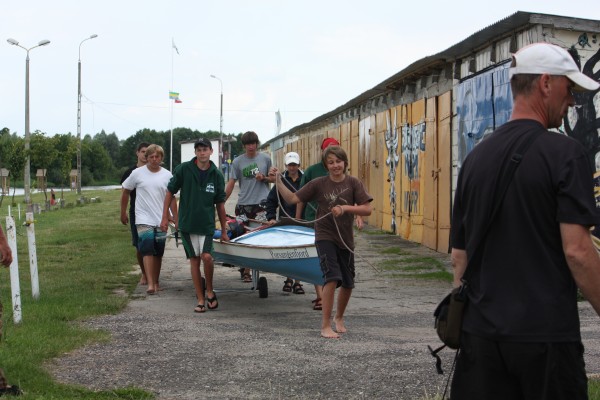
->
<box><xmin>194</xmin><ymin>304</ymin><xmax>206</xmax><ymax>313</ymax></box>
<box><xmin>312</xmin><ymin>298</ymin><xmax>322</xmax><ymax>310</ymax></box>
<box><xmin>282</xmin><ymin>279</ymin><xmax>293</xmax><ymax>292</ymax></box>
<box><xmin>207</xmin><ymin>294</ymin><xmax>219</xmax><ymax>310</ymax></box>
<box><xmin>292</xmin><ymin>282</ymin><xmax>305</xmax><ymax>294</ymax></box>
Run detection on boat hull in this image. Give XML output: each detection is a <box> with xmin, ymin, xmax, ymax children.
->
<box><xmin>213</xmin><ymin>225</ymin><xmax>324</xmax><ymax>285</ymax></box>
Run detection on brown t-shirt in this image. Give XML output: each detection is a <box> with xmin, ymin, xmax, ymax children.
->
<box><xmin>296</xmin><ymin>175</ymin><xmax>372</xmax><ymax>249</ymax></box>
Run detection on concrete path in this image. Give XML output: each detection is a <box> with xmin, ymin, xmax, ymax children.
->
<box><xmin>49</xmin><ymin>187</ymin><xmax>600</xmax><ymax>399</ymax></box>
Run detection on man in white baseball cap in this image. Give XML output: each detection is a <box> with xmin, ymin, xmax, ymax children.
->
<box><xmin>509</xmin><ymin>42</ymin><xmax>600</xmax><ymax>91</ymax></box>
<box><xmin>284</xmin><ymin>151</ymin><xmax>300</xmax><ymax>166</ymax></box>
<box><xmin>451</xmin><ymin>42</ymin><xmax>600</xmax><ymax>399</ymax></box>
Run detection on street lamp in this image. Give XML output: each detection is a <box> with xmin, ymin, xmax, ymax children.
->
<box><xmin>210</xmin><ymin>74</ymin><xmax>223</xmax><ymax>170</ymax></box>
<box><xmin>7</xmin><ymin>38</ymin><xmax>51</xmax><ymax>205</ymax></box>
<box><xmin>226</xmin><ymin>134</ymin><xmax>232</xmax><ymax>180</ymax></box>
<box><xmin>77</xmin><ymin>34</ymin><xmax>98</xmax><ymax>195</ymax></box>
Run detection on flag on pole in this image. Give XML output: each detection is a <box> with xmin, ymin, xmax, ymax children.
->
<box><xmin>172</xmin><ymin>38</ymin><xmax>180</xmax><ymax>55</ymax></box>
<box><xmin>169</xmin><ymin>91</ymin><xmax>179</xmax><ymax>99</ymax></box>
<box><xmin>275</xmin><ymin>110</ymin><xmax>282</xmax><ymax>135</ymax></box>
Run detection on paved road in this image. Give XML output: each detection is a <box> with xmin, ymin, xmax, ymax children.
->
<box><xmin>50</xmin><ymin>187</ymin><xmax>600</xmax><ymax>399</ymax></box>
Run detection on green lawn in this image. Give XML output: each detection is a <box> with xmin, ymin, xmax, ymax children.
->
<box><xmin>0</xmin><ymin>189</ymin><xmax>152</xmax><ymax>399</ymax></box>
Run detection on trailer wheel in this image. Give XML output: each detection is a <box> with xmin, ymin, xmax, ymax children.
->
<box><xmin>258</xmin><ymin>277</ymin><xmax>268</xmax><ymax>298</ymax></box>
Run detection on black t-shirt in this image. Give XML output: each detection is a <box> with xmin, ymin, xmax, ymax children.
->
<box><xmin>452</xmin><ymin>119</ymin><xmax>600</xmax><ymax>342</ymax></box>
<box><xmin>120</xmin><ymin>165</ymin><xmax>137</xmax><ymax>213</ymax></box>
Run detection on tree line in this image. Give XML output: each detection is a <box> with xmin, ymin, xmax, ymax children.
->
<box><xmin>0</xmin><ymin>127</ymin><xmax>244</xmax><ymax>190</ymax></box>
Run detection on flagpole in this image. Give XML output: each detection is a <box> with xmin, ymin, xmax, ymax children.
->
<box><xmin>170</xmin><ymin>101</ymin><xmax>173</xmax><ymax>171</ymax></box>
<box><xmin>170</xmin><ymin>37</ymin><xmax>174</xmax><ymax>171</ymax></box>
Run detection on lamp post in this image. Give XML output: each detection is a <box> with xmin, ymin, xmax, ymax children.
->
<box><xmin>7</xmin><ymin>38</ymin><xmax>51</xmax><ymax>205</ymax></box>
<box><xmin>77</xmin><ymin>34</ymin><xmax>98</xmax><ymax>195</ymax></box>
<box><xmin>210</xmin><ymin>74</ymin><xmax>223</xmax><ymax>170</ymax></box>
<box><xmin>227</xmin><ymin>134</ymin><xmax>232</xmax><ymax>180</ymax></box>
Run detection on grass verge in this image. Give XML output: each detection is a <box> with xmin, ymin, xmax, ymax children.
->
<box><xmin>0</xmin><ymin>189</ymin><xmax>152</xmax><ymax>399</ymax></box>
<box><xmin>591</xmin><ymin>380</ymin><xmax>600</xmax><ymax>399</ymax></box>
<box><xmin>377</xmin><ymin>246</ymin><xmax>452</xmax><ymax>282</ymax></box>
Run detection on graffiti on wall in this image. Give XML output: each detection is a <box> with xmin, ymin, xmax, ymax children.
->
<box><xmin>404</xmin><ymin>189</ymin><xmax>419</xmax><ymax>215</ymax></box>
<box><xmin>402</xmin><ymin>121</ymin><xmax>425</xmax><ymax>180</ymax></box>
<box><xmin>457</xmin><ymin>40</ymin><xmax>599</xmax><ymax>169</ymax></box>
<box><xmin>401</xmin><ymin>121</ymin><xmax>425</xmax><ymax>214</ymax></box>
<box><xmin>456</xmin><ymin>38</ymin><xmax>600</xmax><ymax>241</ymax></box>
<box><xmin>457</xmin><ymin>63</ymin><xmax>513</xmax><ymax>163</ymax></box>
<box><xmin>562</xmin><ymin>39</ymin><xmax>600</xmax><ymax>239</ymax></box>
<box><xmin>563</xmin><ymin>43</ymin><xmax>600</xmax><ymax>171</ymax></box>
<box><xmin>385</xmin><ymin>110</ymin><xmax>400</xmax><ymax>234</ymax></box>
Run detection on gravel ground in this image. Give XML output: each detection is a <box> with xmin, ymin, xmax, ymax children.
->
<box><xmin>48</xmin><ymin>229</ymin><xmax>600</xmax><ymax>399</ymax></box>
<box><xmin>48</xmin><ymin>229</ymin><xmax>460</xmax><ymax>399</ymax></box>
<box><xmin>48</xmin><ymin>188</ymin><xmax>600</xmax><ymax>399</ymax></box>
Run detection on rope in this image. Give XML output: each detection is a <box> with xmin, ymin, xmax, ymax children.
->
<box><xmin>274</xmin><ymin>173</ymin><xmax>380</xmax><ymax>273</ymax></box>
<box><xmin>441</xmin><ymin>350</ymin><xmax>459</xmax><ymax>399</ymax></box>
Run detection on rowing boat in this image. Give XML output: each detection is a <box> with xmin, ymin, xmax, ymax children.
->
<box><xmin>213</xmin><ymin>223</ymin><xmax>324</xmax><ymax>294</ymax></box>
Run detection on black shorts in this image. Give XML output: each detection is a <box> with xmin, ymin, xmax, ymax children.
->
<box><xmin>315</xmin><ymin>240</ymin><xmax>355</xmax><ymax>289</ymax></box>
<box><xmin>451</xmin><ymin>332</ymin><xmax>588</xmax><ymax>400</ymax></box>
<box><xmin>129</xmin><ymin>211</ymin><xmax>139</xmax><ymax>247</ymax></box>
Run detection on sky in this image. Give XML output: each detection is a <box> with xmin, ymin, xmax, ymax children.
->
<box><xmin>2</xmin><ymin>1</ymin><xmax>600</xmax><ymax>146</ymax></box>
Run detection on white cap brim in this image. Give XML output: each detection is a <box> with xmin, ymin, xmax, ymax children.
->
<box><xmin>509</xmin><ymin>43</ymin><xmax>600</xmax><ymax>92</ymax></box>
<box><xmin>566</xmin><ymin>71</ymin><xmax>600</xmax><ymax>92</ymax></box>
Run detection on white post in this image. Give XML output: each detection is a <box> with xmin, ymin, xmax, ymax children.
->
<box><xmin>5</xmin><ymin>216</ymin><xmax>22</xmax><ymax>324</ymax></box>
<box><xmin>26</xmin><ymin>212</ymin><xmax>39</xmax><ymax>300</ymax></box>
<box><xmin>8</xmin><ymin>205</ymin><xmax>11</xmax><ymax>217</ymax></box>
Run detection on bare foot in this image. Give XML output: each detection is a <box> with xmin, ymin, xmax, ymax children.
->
<box><xmin>334</xmin><ymin>318</ymin><xmax>347</xmax><ymax>333</ymax></box>
<box><xmin>139</xmin><ymin>276</ymin><xmax>148</xmax><ymax>285</ymax></box>
<box><xmin>321</xmin><ymin>327</ymin><xmax>340</xmax><ymax>339</ymax></box>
